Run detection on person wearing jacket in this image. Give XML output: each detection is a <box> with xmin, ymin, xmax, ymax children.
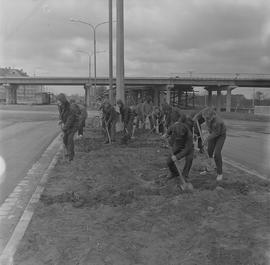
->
<box><xmin>116</xmin><ymin>99</ymin><xmax>135</xmax><ymax>144</ymax></box>
<box><xmin>200</xmin><ymin>107</ymin><xmax>226</xmax><ymax>181</ymax></box>
<box><xmin>164</xmin><ymin>117</ymin><xmax>194</xmax><ymax>181</ymax></box>
<box><xmin>70</xmin><ymin>99</ymin><xmax>88</xmax><ymax>138</ymax></box>
<box><xmin>57</xmin><ymin>93</ymin><xmax>79</xmax><ymax>161</ymax></box>
<box><xmin>161</xmin><ymin>102</ymin><xmax>182</xmax><ymax>129</ymax></box>
<box><xmin>135</xmin><ymin>99</ymin><xmax>144</xmax><ymax>129</ymax></box>
<box><xmin>152</xmin><ymin>106</ymin><xmax>164</xmax><ymax>134</ymax></box>
<box><xmin>142</xmin><ymin>96</ymin><xmax>154</xmax><ymax>129</ymax></box>
<box><xmin>102</xmin><ymin>101</ymin><xmax>119</xmax><ymax>143</ymax></box>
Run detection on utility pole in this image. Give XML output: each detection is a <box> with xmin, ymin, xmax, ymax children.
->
<box><xmin>109</xmin><ymin>0</ymin><xmax>114</xmax><ymax>103</ymax></box>
<box><xmin>116</xmin><ymin>0</ymin><xmax>125</xmax><ymax>103</ymax></box>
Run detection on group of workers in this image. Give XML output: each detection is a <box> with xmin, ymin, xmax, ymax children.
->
<box><xmin>56</xmin><ymin>93</ymin><xmax>226</xmax><ymax>184</ymax></box>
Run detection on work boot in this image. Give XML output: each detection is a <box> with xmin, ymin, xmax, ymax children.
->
<box><xmin>200</xmin><ymin>170</ymin><xmax>207</xmax><ymax>175</ymax></box>
<box><xmin>216</xmin><ymin>174</ymin><xmax>223</xmax><ymax>181</ymax></box>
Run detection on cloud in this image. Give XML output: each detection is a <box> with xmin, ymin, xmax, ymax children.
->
<box><xmin>1</xmin><ymin>0</ymin><xmax>270</xmax><ymax>93</ymax></box>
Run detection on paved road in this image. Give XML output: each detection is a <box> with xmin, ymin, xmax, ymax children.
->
<box><xmin>0</xmin><ymin>109</ymin><xmax>59</xmax><ymax>204</ymax></box>
<box><xmin>222</xmin><ymin>119</ymin><xmax>269</xmax><ymax>178</ymax></box>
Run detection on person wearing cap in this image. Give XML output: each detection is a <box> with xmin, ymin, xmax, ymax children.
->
<box><xmin>56</xmin><ymin>93</ymin><xmax>79</xmax><ymax>161</ymax></box>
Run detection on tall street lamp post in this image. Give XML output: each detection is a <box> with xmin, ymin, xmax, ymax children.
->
<box><xmin>116</xmin><ymin>0</ymin><xmax>125</xmax><ymax>103</ymax></box>
<box><xmin>70</xmin><ymin>19</ymin><xmax>109</xmax><ymax>92</ymax></box>
<box><xmin>77</xmin><ymin>49</ymin><xmax>105</xmax><ymax>107</ymax></box>
<box><xmin>109</xmin><ymin>0</ymin><xmax>113</xmax><ymax>103</ymax></box>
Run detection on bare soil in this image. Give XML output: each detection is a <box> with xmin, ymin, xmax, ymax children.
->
<box><xmin>14</xmin><ymin>122</ymin><xmax>270</xmax><ymax>265</ymax></box>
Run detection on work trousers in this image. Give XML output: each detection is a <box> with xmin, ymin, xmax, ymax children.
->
<box><xmin>106</xmin><ymin>119</ymin><xmax>117</xmax><ymax>142</ymax></box>
<box><xmin>121</xmin><ymin>119</ymin><xmax>134</xmax><ymax>144</ymax></box>
<box><xmin>207</xmin><ymin>134</ymin><xmax>226</xmax><ymax>174</ymax></box>
<box><xmin>144</xmin><ymin>115</ymin><xmax>154</xmax><ymax>130</ymax></box>
<box><xmin>63</xmin><ymin>130</ymin><xmax>76</xmax><ymax>160</ymax></box>
<box><xmin>78</xmin><ymin>120</ymin><xmax>85</xmax><ymax>136</ymax></box>
<box><xmin>167</xmin><ymin>147</ymin><xmax>194</xmax><ymax>179</ymax></box>
<box><xmin>136</xmin><ymin>114</ymin><xmax>144</xmax><ymax>128</ymax></box>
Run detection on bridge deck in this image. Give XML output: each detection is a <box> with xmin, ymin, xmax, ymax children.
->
<box><xmin>0</xmin><ymin>76</ymin><xmax>270</xmax><ymax>88</ymax></box>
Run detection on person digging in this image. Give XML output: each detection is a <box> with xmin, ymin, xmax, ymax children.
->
<box><xmin>163</xmin><ymin>117</ymin><xmax>194</xmax><ymax>191</ymax></box>
<box><xmin>193</xmin><ymin>107</ymin><xmax>226</xmax><ymax>181</ymax></box>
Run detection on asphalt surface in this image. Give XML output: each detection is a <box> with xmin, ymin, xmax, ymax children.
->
<box><xmin>222</xmin><ymin>119</ymin><xmax>269</xmax><ymax>178</ymax></box>
<box><xmin>0</xmin><ymin>108</ymin><xmax>59</xmax><ymax>204</ymax></box>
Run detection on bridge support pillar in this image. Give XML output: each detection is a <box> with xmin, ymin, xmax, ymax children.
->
<box><xmin>153</xmin><ymin>87</ymin><xmax>160</xmax><ymax>106</ymax></box>
<box><xmin>109</xmin><ymin>88</ymin><xmax>115</xmax><ymax>105</ymax></box>
<box><xmin>166</xmin><ymin>85</ymin><xmax>171</xmax><ymax>104</ymax></box>
<box><xmin>84</xmin><ymin>84</ymin><xmax>91</xmax><ymax>108</ymax></box>
<box><xmin>6</xmin><ymin>84</ymin><xmax>18</xmax><ymax>104</ymax></box>
<box><xmin>226</xmin><ymin>86</ymin><xmax>232</xmax><ymax>112</ymax></box>
<box><xmin>207</xmin><ymin>89</ymin><xmax>212</xmax><ymax>107</ymax></box>
<box><xmin>216</xmin><ymin>89</ymin><xmax>222</xmax><ymax>112</ymax></box>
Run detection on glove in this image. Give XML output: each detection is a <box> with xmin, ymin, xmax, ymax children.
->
<box><xmin>171</xmin><ymin>155</ymin><xmax>177</xmax><ymax>162</ymax></box>
<box><xmin>161</xmin><ymin>133</ymin><xmax>167</xmax><ymax>139</ymax></box>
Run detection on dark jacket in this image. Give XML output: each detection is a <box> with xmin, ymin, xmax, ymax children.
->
<box><xmin>206</xmin><ymin>116</ymin><xmax>226</xmax><ymax>140</ymax></box>
<box><xmin>77</xmin><ymin>104</ymin><xmax>88</xmax><ymax>122</ymax></box>
<box><xmin>184</xmin><ymin>116</ymin><xmax>194</xmax><ymax>133</ymax></box>
<box><xmin>142</xmin><ymin>100</ymin><xmax>153</xmax><ymax>116</ymax></box>
<box><xmin>164</xmin><ymin>105</ymin><xmax>182</xmax><ymax>128</ymax></box>
<box><xmin>152</xmin><ymin>108</ymin><xmax>164</xmax><ymax>123</ymax></box>
<box><xmin>59</xmin><ymin>102</ymin><xmax>79</xmax><ymax>132</ymax></box>
<box><xmin>167</xmin><ymin>121</ymin><xmax>194</xmax><ymax>159</ymax></box>
<box><xmin>103</xmin><ymin>104</ymin><xmax>118</xmax><ymax>124</ymax></box>
<box><xmin>118</xmin><ymin>102</ymin><xmax>134</xmax><ymax>126</ymax></box>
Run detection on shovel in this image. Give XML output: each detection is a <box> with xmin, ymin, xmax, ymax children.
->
<box><xmin>172</xmin><ymin>155</ymin><xmax>194</xmax><ymax>192</ymax></box>
<box><xmin>166</xmin><ymin>137</ymin><xmax>193</xmax><ymax>192</ymax></box>
<box><xmin>196</xmin><ymin>120</ymin><xmax>209</xmax><ymax>158</ymax></box>
<box><xmin>105</xmin><ymin>121</ymin><xmax>111</xmax><ymax>144</ymax></box>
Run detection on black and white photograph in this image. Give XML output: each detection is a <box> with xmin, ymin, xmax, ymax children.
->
<box><xmin>0</xmin><ymin>0</ymin><xmax>269</xmax><ymax>264</ymax></box>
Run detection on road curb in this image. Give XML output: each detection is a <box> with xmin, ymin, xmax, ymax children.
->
<box><xmin>0</xmin><ymin>134</ymin><xmax>62</xmax><ymax>265</ymax></box>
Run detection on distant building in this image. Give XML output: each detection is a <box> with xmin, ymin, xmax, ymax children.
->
<box><xmin>0</xmin><ymin>67</ymin><xmax>51</xmax><ymax>104</ymax></box>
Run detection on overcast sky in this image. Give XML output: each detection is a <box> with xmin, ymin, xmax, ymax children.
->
<box><xmin>1</xmin><ymin>0</ymin><xmax>270</xmax><ymax>96</ymax></box>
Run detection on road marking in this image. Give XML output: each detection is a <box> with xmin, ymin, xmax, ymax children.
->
<box><xmin>0</xmin><ymin>134</ymin><xmax>62</xmax><ymax>265</ymax></box>
<box><xmin>223</xmin><ymin>156</ymin><xmax>269</xmax><ymax>182</ymax></box>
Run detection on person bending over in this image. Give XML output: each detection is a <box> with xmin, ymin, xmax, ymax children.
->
<box><xmin>201</xmin><ymin>107</ymin><xmax>226</xmax><ymax>181</ymax></box>
<box><xmin>116</xmin><ymin>99</ymin><xmax>135</xmax><ymax>144</ymax></box>
<box><xmin>57</xmin><ymin>94</ymin><xmax>79</xmax><ymax>161</ymax></box>
<box><xmin>164</xmin><ymin>117</ymin><xmax>194</xmax><ymax>181</ymax></box>
<box><xmin>102</xmin><ymin>101</ymin><xmax>119</xmax><ymax>143</ymax></box>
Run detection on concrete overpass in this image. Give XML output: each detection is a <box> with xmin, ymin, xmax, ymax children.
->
<box><xmin>1</xmin><ymin>75</ymin><xmax>270</xmax><ymax>111</ymax></box>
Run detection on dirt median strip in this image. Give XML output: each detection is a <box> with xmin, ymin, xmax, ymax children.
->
<box><xmin>12</xmin><ymin>124</ymin><xmax>270</xmax><ymax>265</ymax></box>
<box><xmin>0</xmin><ymin>134</ymin><xmax>62</xmax><ymax>265</ymax></box>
